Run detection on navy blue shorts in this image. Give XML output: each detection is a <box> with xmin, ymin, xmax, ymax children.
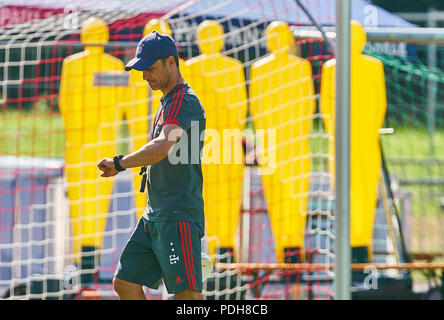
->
<box><xmin>114</xmin><ymin>217</ymin><xmax>204</xmax><ymax>294</ymax></box>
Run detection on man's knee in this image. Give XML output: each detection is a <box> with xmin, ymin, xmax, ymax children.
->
<box><xmin>175</xmin><ymin>289</ymin><xmax>203</xmax><ymax>300</ymax></box>
<box><xmin>113</xmin><ymin>277</ymin><xmax>142</xmax><ymax>295</ymax></box>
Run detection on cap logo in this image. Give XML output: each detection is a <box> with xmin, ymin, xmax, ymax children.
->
<box><xmin>136</xmin><ymin>43</ymin><xmax>143</xmax><ymax>55</ymax></box>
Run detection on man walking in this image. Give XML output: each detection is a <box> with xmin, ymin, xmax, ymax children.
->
<box><xmin>98</xmin><ymin>31</ymin><xmax>206</xmax><ymax>300</ymax></box>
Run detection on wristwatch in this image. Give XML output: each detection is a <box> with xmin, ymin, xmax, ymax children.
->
<box><xmin>113</xmin><ymin>155</ymin><xmax>126</xmax><ymax>172</ymax></box>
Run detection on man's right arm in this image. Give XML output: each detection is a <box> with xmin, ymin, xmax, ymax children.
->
<box><xmin>98</xmin><ymin>124</ymin><xmax>183</xmax><ymax>177</ymax></box>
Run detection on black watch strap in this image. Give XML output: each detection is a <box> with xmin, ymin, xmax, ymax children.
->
<box><xmin>113</xmin><ymin>155</ymin><xmax>126</xmax><ymax>172</ymax></box>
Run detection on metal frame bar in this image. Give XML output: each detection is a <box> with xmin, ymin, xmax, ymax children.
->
<box><xmin>292</xmin><ymin>26</ymin><xmax>444</xmax><ymax>45</ymax></box>
<box><xmin>334</xmin><ymin>0</ymin><xmax>351</xmax><ymax>301</ymax></box>
<box><xmin>216</xmin><ymin>262</ymin><xmax>444</xmax><ymax>272</ymax></box>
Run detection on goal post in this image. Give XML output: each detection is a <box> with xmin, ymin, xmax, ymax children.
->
<box><xmin>334</xmin><ymin>0</ymin><xmax>351</xmax><ymax>301</ymax></box>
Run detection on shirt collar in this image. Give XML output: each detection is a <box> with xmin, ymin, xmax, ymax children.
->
<box><xmin>161</xmin><ymin>82</ymin><xmax>187</xmax><ymax>101</ymax></box>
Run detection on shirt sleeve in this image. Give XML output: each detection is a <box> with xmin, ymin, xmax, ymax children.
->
<box><xmin>163</xmin><ymin>86</ymin><xmax>204</xmax><ymax>131</ymax></box>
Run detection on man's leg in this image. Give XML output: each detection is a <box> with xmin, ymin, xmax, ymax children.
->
<box><xmin>175</xmin><ymin>289</ymin><xmax>203</xmax><ymax>300</ymax></box>
<box><xmin>113</xmin><ymin>218</ymin><xmax>163</xmax><ymax>300</ymax></box>
<box><xmin>113</xmin><ymin>277</ymin><xmax>146</xmax><ymax>300</ymax></box>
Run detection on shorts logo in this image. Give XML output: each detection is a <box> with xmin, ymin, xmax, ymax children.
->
<box><xmin>169</xmin><ymin>242</ymin><xmax>179</xmax><ymax>264</ymax></box>
<box><xmin>176</xmin><ymin>276</ymin><xmax>183</xmax><ymax>284</ymax></box>
<box><xmin>169</xmin><ymin>254</ymin><xmax>180</xmax><ymax>264</ymax></box>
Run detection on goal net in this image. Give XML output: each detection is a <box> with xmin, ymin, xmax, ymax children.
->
<box><xmin>0</xmin><ymin>0</ymin><xmax>437</xmax><ymax>300</ymax></box>
<box><xmin>364</xmin><ymin>45</ymin><xmax>444</xmax><ymax>256</ymax></box>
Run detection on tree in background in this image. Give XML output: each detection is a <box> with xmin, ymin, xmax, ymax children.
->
<box><xmin>371</xmin><ymin>0</ymin><xmax>444</xmax><ymax>13</ymax></box>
